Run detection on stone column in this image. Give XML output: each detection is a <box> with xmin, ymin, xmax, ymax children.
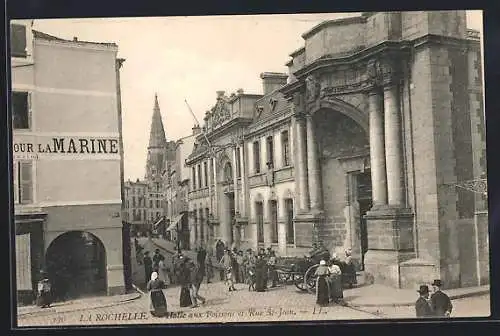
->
<box><xmin>294</xmin><ymin>114</ymin><xmax>310</xmax><ymax>212</ymax></box>
<box><xmin>368</xmin><ymin>90</ymin><xmax>388</xmax><ymax>206</ymax></box>
<box><xmin>232</xmin><ymin>145</ymin><xmax>240</xmax><ymax>247</ymax></box>
<box><xmin>306</xmin><ymin>114</ymin><xmax>322</xmax><ymax>212</ymax></box>
<box><xmin>383</xmin><ymin>84</ymin><xmax>404</xmax><ymax>206</ymax></box>
<box><xmin>232</xmin><ymin>146</ymin><xmax>239</xmax><ymax>215</ymax></box>
<box><xmin>239</xmin><ymin>142</ymin><xmax>247</xmax><ymax>217</ymax></box>
<box><xmin>212</xmin><ymin>158</ymin><xmax>218</xmax><ymax>215</ymax></box>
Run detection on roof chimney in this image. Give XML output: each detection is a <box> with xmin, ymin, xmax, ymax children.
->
<box><xmin>73</xmin><ymin>37</ymin><xmax>78</xmax><ymax>42</ymax></box>
<box><xmin>237</xmin><ymin>88</ymin><xmax>244</xmax><ymax>95</ymax></box>
<box><xmin>216</xmin><ymin>91</ymin><xmax>225</xmax><ymax>99</ymax></box>
<box><xmin>192</xmin><ymin>124</ymin><xmax>201</xmax><ymax>135</ymax></box>
<box><xmin>260</xmin><ymin>72</ymin><xmax>288</xmax><ymax>95</ymax></box>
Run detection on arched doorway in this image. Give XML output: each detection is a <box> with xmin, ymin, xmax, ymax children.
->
<box><xmin>218</xmin><ymin>157</ymin><xmax>235</xmax><ymax>246</ymax></box>
<box><xmin>313</xmin><ymin>107</ymin><xmax>372</xmax><ymax>269</ymax></box>
<box><xmin>45</xmin><ymin>231</ymin><xmax>107</xmax><ymax>301</ymax></box>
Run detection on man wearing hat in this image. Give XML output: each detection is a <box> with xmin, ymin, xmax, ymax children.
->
<box><xmin>430</xmin><ymin>279</ymin><xmax>453</xmax><ymax>317</ymax></box>
<box><xmin>415</xmin><ymin>285</ymin><xmax>433</xmax><ymax>318</ymax></box>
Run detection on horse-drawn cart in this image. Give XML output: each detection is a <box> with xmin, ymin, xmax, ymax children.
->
<box><xmin>275</xmin><ymin>246</ymin><xmax>331</xmax><ymax>293</ymax></box>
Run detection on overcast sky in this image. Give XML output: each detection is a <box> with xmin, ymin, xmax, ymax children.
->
<box><xmin>32</xmin><ymin>11</ymin><xmax>483</xmax><ymax>181</ymax></box>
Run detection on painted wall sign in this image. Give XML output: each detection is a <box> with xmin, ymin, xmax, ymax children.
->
<box><xmin>12</xmin><ymin>136</ymin><xmax>120</xmax><ymax>160</ymax></box>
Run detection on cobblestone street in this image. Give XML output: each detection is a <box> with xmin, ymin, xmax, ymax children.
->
<box><xmin>17</xmin><ymin>280</ymin><xmax>490</xmax><ymax>327</ymax></box>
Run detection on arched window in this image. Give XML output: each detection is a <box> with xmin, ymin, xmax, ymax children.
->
<box><xmin>224</xmin><ymin>162</ymin><xmax>233</xmax><ymax>183</ymax></box>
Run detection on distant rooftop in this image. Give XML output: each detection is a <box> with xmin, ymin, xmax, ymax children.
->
<box><xmin>33</xmin><ymin>30</ymin><xmax>118</xmax><ymax>48</ymax></box>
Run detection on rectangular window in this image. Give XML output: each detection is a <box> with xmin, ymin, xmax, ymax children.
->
<box><xmin>253</xmin><ymin>141</ymin><xmax>261</xmax><ymax>174</ymax></box>
<box><xmin>204</xmin><ymin>161</ymin><xmax>208</xmax><ymax>187</ymax></box>
<box><xmin>10</xmin><ymin>24</ymin><xmax>27</xmax><ymax>58</ymax></box>
<box><xmin>256</xmin><ymin>201</ymin><xmax>264</xmax><ymax>243</ymax></box>
<box><xmin>192</xmin><ymin>167</ymin><xmax>196</xmax><ymax>190</ymax></box>
<box><xmin>156</xmin><ymin>200</ymin><xmax>160</xmax><ymax>208</ymax></box>
<box><xmin>137</xmin><ymin>210</ymin><xmax>141</xmax><ymax>221</ymax></box>
<box><xmin>285</xmin><ymin>199</ymin><xmax>295</xmax><ymax>244</ymax></box>
<box><xmin>236</xmin><ymin>147</ymin><xmax>242</xmax><ymax>178</ymax></box>
<box><xmin>270</xmin><ymin>200</ymin><xmax>278</xmax><ymax>244</ymax></box>
<box><xmin>12</xmin><ymin>91</ymin><xmax>30</xmax><ymax>129</ymax></box>
<box><xmin>133</xmin><ymin>209</ymin><xmax>137</xmax><ymax>221</ymax></box>
<box><xmin>281</xmin><ymin>130</ymin><xmax>290</xmax><ymax>166</ymax></box>
<box><xmin>197</xmin><ymin>164</ymin><xmax>202</xmax><ymax>189</ymax></box>
<box><xmin>266</xmin><ymin>136</ymin><xmax>274</xmax><ymax>168</ymax></box>
<box><xmin>149</xmin><ymin>200</ymin><xmax>153</xmax><ymax>208</ymax></box>
<box><xmin>143</xmin><ymin>210</ymin><xmax>146</xmax><ymax>221</ymax></box>
<box><xmin>14</xmin><ymin>161</ymin><xmax>33</xmax><ymax>205</ymax></box>
<box><xmin>132</xmin><ymin>197</ymin><xmax>136</xmax><ymax>207</ymax></box>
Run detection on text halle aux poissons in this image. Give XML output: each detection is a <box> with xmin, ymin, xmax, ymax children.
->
<box><xmin>13</xmin><ymin>138</ymin><xmax>119</xmax><ymax>154</ymax></box>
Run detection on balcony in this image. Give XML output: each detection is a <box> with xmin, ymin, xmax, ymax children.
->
<box><xmin>248</xmin><ymin>173</ymin><xmax>267</xmax><ymax>188</ymax></box>
<box><xmin>274</xmin><ymin>166</ymin><xmax>294</xmax><ymax>183</ymax></box>
<box><xmin>187</xmin><ymin>187</ymin><xmax>210</xmax><ymax>200</ymax></box>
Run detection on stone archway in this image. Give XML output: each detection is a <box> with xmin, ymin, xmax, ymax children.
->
<box><xmin>45</xmin><ymin>231</ymin><xmax>107</xmax><ymax>301</ymax></box>
<box><xmin>311</xmin><ymin>103</ymin><xmax>371</xmax><ymax>268</ymax></box>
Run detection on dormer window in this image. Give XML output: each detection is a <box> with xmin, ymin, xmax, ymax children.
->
<box><xmin>10</xmin><ymin>24</ymin><xmax>27</xmax><ymax>58</ymax></box>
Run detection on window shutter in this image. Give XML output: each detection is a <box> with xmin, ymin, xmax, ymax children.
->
<box><xmin>13</xmin><ymin>161</ymin><xmax>19</xmax><ymax>204</ymax></box>
<box><xmin>10</xmin><ymin>24</ymin><xmax>27</xmax><ymax>57</ymax></box>
<box><xmin>20</xmin><ymin>161</ymin><xmax>33</xmax><ymax>204</ymax></box>
<box><xmin>27</xmin><ymin>92</ymin><xmax>32</xmax><ymax>129</ymax></box>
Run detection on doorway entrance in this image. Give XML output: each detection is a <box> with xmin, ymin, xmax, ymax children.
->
<box><xmin>45</xmin><ymin>231</ymin><xmax>107</xmax><ymax>301</ymax></box>
<box><xmin>356</xmin><ymin>171</ymin><xmax>372</xmax><ymax>270</ymax></box>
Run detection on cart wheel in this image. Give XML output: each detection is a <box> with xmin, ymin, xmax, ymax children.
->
<box><xmin>304</xmin><ymin>264</ymin><xmax>319</xmax><ymax>294</ymax></box>
<box><xmin>294</xmin><ymin>275</ymin><xmax>307</xmax><ymax>291</ymax></box>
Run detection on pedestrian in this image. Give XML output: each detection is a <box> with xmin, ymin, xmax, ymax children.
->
<box><xmin>36</xmin><ymin>271</ymin><xmax>52</xmax><ymax>308</ymax></box>
<box><xmin>179</xmin><ymin>257</ymin><xmax>193</xmax><ymax>308</ymax></box>
<box><xmin>342</xmin><ymin>249</ymin><xmax>357</xmax><ymax>288</ymax></box>
<box><xmin>205</xmin><ymin>251</ymin><xmax>214</xmax><ymax>284</ymax></box>
<box><xmin>190</xmin><ymin>260</ymin><xmax>207</xmax><ymax>307</ymax></box>
<box><xmin>157</xmin><ymin>259</ymin><xmax>170</xmax><ymax>286</ymax></box>
<box><xmin>415</xmin><ymin>285</ymin><xmax>434</xmax><ymax>318</ymax></box>
<box><xmin>236</xmin><ymin>251</ymin><xmax>245</xmax><ymax>283</ymax></box>
<box><xmin>220</xmin><ymin>249</ymin><xmax>236</xmax><ymax>292</ymax></box>
<box><xmin>152</xmin><ymin>249</ymin><xmax>164</xmax><ymax>270</ymax></box>
<box><xmin>254</xmin><ymin>254</ymin><xmax>267</xmax><ymax>292</ymax></box>
<box><xmin>430</xmin><ymin>279</ymin><xmax>453</xmax><ymax>317</ymax></box>
<box><xmin>231</xmin><ymin>248</ymin><xmax>240</xmax><ymax>283</ymax></box>
<box><xmin>143</xmin><ymin>251</ymin><xmax>153</xmax><ymax>287</ymax></box>
<box><xmin>314</xmin><ymin>260</ymin><xmax>330</xmax><ymax>307</ymax></box>
<box><xmin>327</xmin><ymin>259</ymin><xmax>344</xmax><ymax>305</ymax></box>
<box><xmin>267</xmin><ymin>251</ymin><xmax>278</xmax><ymax>288</ymax></box>
<box><xmin>147</xmin><ymin>271</ymin><xmax>167</xmax><ymax>317</ymax></box>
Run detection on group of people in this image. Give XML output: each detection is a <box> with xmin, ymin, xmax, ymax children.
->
<box><xmin>36</xmin><ymin>270</ymin><xmax>53</xmax><ymax>308</ymax></box>
<box><xmin>216</xmin><ymin>243</ymin><xmax>280</xmax><ymax>293</ymax></box>
<box><xmin>144</xmin><ymin>246</ymin><xmax>211</xmax><ymax>317</ymax></box>
<box><xmin>314</xmin><ymin>255</ymin><xmax>348</xmax><ymax>306</ymax></box>
<box><xmin>415</xmin><ymin>279</ymin><xmax>453</xmax><ymax>318</ymax></box>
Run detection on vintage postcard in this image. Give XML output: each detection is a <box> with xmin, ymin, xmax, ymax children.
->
<box><xmin>11</xmin><ymin>10</ymin><xmax>490</xmax><ymax>327</ymax></box>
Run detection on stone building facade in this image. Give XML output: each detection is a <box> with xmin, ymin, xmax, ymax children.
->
<box><xmin>11</xmin><ymin>20</ymin><xmax>126</xmax><ymax>302</ymax></box>
<box><xmin>185</xmin><ymin>11</ymin><xmax>487</xmax><ymax>289</ymax></box>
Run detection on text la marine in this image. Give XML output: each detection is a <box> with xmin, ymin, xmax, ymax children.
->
<box><xmin>13</xmin><ymin>138</ymin><xmax>119</xmax><ymax>154</ymax></box>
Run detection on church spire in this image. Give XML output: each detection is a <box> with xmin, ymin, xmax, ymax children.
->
<box><xmin>148</xmin><ymin>93</ymin><xmax>167</xmax><ymax>149</ymax></box>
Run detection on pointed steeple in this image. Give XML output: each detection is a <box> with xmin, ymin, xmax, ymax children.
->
<box><xmin>148</xmin><ymin>93</ymin><xmax>167</xmax><ymax>149</ymax></box>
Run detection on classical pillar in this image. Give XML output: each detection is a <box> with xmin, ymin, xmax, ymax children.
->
<box><xmin>294</xmin><ymin>114</ymin><xmax>310</xmax><ymax>212</ymax></box>
<box><xmin>212</xmin><ymin>157</ymin><xmax>218</xmax><ymax>215</ymax></box>
<box><xmin>368</xmin><ymin>90</ymin><xmax>388</xmax><ymax>206</ymax></box>
<box><xmin>239</xmin><ymin>142</ymin><xmax>247</xmax><ymax>217</ymax></box>
<box><xmin>306</xmin><ymin>114</ymin><xmax>322</xmax><ymax>212</ymax></box>
<box><xmin>232</xmin><ymin>146</ymin><xmax>239</xmax><ymax>215</ymax></box>
<box><xmin>383</xmin><ymin>84</ymin><xmax>404</xmax><ymax>206</ymax></box>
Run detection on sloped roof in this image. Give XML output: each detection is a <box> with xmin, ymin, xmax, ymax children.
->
<box><xmin>33</xmin><ymin>29</ymin><xmax>118</xmax><ymax>47</ymax></box>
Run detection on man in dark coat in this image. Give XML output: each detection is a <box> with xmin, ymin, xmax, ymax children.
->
<box><xmin>431</xmin><ymin>279</ymin><xmax>453</xmax><ymax>317</ymax></box>
<box><xmin>152</xmin><ymin>249</ymin><xmax>164</xmax><ymax>271</ymax></box>
<box><xmin>143</xmin><ymin>251</ymin><xmax>153</xmax><ymax>287</ymax></box>
<box><xmin>415</xmin><ymin>285</ymin><xmax>434</xmax><ymax>318</ymax></box>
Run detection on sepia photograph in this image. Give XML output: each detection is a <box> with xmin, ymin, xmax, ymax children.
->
<box><xmin>10</xmin><ymin>10</ymin><xmax>490</xmax><ymax>327</ymax></box>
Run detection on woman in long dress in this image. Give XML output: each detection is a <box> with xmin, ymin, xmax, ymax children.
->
<box><xmin>36</xmin><ymin>271</ymin><xmax>52</xmax><ymax>308</ymax></box>
<box><xmin>157</xmin><ymin>259</ymin><xmax>170</xmax><ymax>286</ymax></box>
<box><xmin>342</xmin><ymin>249</ymin><xmax>357</xmax><ymax>288</ymax></box>
<box><xmin>314</xmin><ymin>260</ymin><xmax>330</xmax><ymax>306</ymax></box>
<box><xmin>254</xmin><ymin>254</ymin><xmax>267</xmax><ymax>292</ymax></box>
<box><xmin>147</xmin><ymin>272</ymin><xmax>167</xmax><ymax>317</ymax></box>
<box><xmin>179</xmin><ymin>258</ymin><xmax>193</xmax><ymax>308</ymax></box>
<box><xmin>328</xmin><ymin>260</ymin><xmax>344</xmax><ymax>305</ymax></box>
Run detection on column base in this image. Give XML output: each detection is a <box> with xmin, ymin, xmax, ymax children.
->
<box><xmin>293</xmin><ymin>211</ymin><xmax>323</xmax><ymax>248</ymax></box>
<box><xmin>107</xmin><ymin>285</ymin><xmax>126</xmax><ymax>296</ymax></box>
<box><xmin>106</xmin><ymin>264</ymin><xmax>126</xmax><ymax>296</ymax></box>
<box><xmin>364</xmin><ymin>206</ymin><xmax>416</xmax><ymax>288</ymax></box>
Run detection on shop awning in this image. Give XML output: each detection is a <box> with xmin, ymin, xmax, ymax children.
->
<box><xmin>166</xmin><ymin>213</ymin><xmax>185</xmax><ymax>231</ymax></box>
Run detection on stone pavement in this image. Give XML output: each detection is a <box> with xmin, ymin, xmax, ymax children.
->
<box><xmin>17</xmin><ymin>292</ymin><xmax>142</xmax><ymax>318</ymax></box>
<box><xmin>345</xmin><ymin>283</ymin><xmax>490</xmax><ymax>307</ymax></box>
